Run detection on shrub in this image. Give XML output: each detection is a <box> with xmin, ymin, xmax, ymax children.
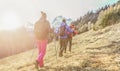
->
<box><xmin>95</xmin><ymin>4</ymin><xmax>120</xmax><ymax>30</ymax></box>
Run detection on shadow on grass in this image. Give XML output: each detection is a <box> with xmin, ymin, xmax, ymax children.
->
<box><xmin>86</xmin><ymin>41</ymin><xmax>120</xmax><ymax>55</ymax></box>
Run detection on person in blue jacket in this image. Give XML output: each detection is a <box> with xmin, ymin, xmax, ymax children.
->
<box><xmin>57</xmin><ymin>19</ymin><xmax>73</xmax><ymax>57</ymax></box>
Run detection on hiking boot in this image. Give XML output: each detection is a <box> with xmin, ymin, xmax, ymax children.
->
<box><xmin>40</xmin><ymin>65</ymin><xmax>44</xmax><ymax>68</ymax></box>
<box><xmin>64</xmin><ymin>51</ymin><xmax>66</xmax><ymax>53</ymax></box>
<box><xmin>69</xmin><ymin>48</ymin><xmax>71</xmax><ymax>52</ymax></box>
<box><xmin>34</xmin><ymin>60</ymin><xmax>39</xmax><ymax>71</ymax></box>
<box><xmin>59</xmin><ymin>52</ymin><xmax>63</xmax><ymax>57</ymax></box>
<box><xmin>69</xmin><ymin>50</ymin><xmax>71</xmax><ymax>53</ymax></box>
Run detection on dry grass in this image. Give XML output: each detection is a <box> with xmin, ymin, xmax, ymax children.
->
<box><xmin>1</xmin><ymin>23</ymin><xmax>120</xmax><ymax>71</ymax></box>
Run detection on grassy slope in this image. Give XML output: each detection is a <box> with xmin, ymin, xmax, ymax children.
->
<box><xmin>0</xmin><ymin>23</ymin><xmax>120</xmax><ymax>71</ymax></box>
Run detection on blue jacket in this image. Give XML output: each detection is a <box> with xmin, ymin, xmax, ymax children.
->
<box><xmin>57</xmin><ymin>22</ymin><xmax>73</xmax><ymax>39</ymax></box>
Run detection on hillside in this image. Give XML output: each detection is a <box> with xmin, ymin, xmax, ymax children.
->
<box><xmin>0</xmin><ymin>22</ymin><xmax>120</xmax><ymax>71</ymax></box>
<box><xmin>94</xmin><ymin>0</ymin><xmax>120</xmax><ymax>30</ymax></box>
<box><xmin>73</xmin><ymin>1</ymin><xmax>120</xmax><ymax>34</ymax></box>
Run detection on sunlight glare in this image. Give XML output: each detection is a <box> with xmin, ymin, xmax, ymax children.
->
<box><xmin>0</xmin><ymin>11</ymin><xmax>22</xmax><ymax>30</ymax></box>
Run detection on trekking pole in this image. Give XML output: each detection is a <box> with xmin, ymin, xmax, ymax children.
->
<box><xmin>54</xmin><ymin>33</ymin><xmax>58</xmax><ymax>60</ymax></box>
<box><xmin>27</xmin><ymin>22</ymin><xmax>37</xmax><ymax>61</ymax></box>
<box><xmin>31</xmin><ymin>41</ymin><xmax>36</xmax><ymax>61</ymax></box>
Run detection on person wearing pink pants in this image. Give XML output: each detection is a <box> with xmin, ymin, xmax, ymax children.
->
<box><xmin>36</xmin><ymin>39</ymin><xmax>47</xmax><ymax>67</ymax></box>
<box><xmin>34</xmin><ymin>11</ymin><xmax>51</xmax><ymax>69</ymax></box>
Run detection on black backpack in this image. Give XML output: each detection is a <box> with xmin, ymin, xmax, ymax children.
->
<box><xmin>59</xmin><ymin>25</ymin><xmax>66</xmax><ymax>36</ymax></box>
<box><xmin>34</xmin><ymin>20</ymin><xmax>49</xmax><ymax>40</ymax></box>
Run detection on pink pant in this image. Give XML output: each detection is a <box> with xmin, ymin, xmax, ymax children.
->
<box><xmin>36</xmin><ymin>39</ymin><xmax>47</xmax><ymax>67</ymax></box>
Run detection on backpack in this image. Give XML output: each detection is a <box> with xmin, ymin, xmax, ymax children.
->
<box><xmin>67</xmin><ymin>31</ymin><xmax>73</xmax><ymax>38</ymax></box>
<box><xmin>34</xmin><ymin>20</ymin><xmax>49</xmax><ymax>40</ymax></box>
<box><xmin>59</xmin><ymin>25</ymin><xmax>66</xmax><ymax>36</ymax></box>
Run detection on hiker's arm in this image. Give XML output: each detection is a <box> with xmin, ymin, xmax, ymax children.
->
<box><xmin>66</xmin><ymin>26</ymin><xmax>74</xmax><ymax>33</ymax></box>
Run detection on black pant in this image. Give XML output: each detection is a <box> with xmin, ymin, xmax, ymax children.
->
<box><xmin>59</xmin><ymin>38</ymin><xmax>67</xmax><ymax>56</ymax></box>
<box><xmin>65</xmin><ymin>37</ymin><xmax>72</xmax><ymax>52</ymax></box>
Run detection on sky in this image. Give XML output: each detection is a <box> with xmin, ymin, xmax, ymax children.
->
<box><xmin>0</xmin><ymin>0</ymin><xmax>119</xmax><ymax>25</ymax></box>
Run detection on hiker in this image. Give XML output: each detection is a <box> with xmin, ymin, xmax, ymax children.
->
<box><xmin>34</xmin><ymin>11</ymin><xmax>51</xmax><ymax>68</ymax></box>
<box><xmin>57</xmin><ymin>19</ymin><xmax>74</xmax><ymax>57</ymax></box>
<box><xmin>65</xmin><ymin>24</ymin><xmax>78</xmax><ymax>52</ymax></box>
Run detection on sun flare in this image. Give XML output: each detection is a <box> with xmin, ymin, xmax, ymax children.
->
<box><xmin>0</xmin><ymin>11</ymin><xmax>22</xmax><ymax>31</ymax></box>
